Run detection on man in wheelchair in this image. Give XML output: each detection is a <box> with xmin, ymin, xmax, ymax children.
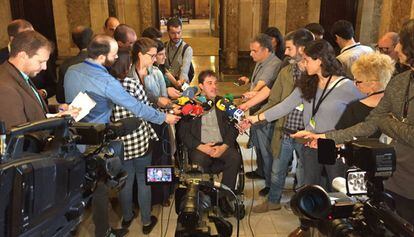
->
<box><xmin>177</xmin><ymin>70</ymin><xmax>242</xmax><ymax>215</ymax></box>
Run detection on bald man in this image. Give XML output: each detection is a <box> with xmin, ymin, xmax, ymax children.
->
<box><xmin>0</xmin><ymin>19</ymin><xmax>34</xmax><ymax>64</ymax></box>
<box><xmin>377</xmin><ymin>32</ymin><xmax>409</xmax><ymax>75</ymax></box>
<box><xmin>103</xmin><ymin>16</ymin><xmax>120</xmax><ymax>37</ymax></box>
<box><xmin>113</xmin><ymin>24</ymin><xmax>137</xmax><ymax>49</ymax></box>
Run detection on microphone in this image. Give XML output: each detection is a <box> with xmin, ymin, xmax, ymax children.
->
<box><xmin>215</xmin><ymin>98</ymin><xmax>232</xmax><ymax>111</ymax></box>
<box><xmin>182</xmin><ymin>86</ymin><xmax>198</xmax><ymax>99</ymax></box>
<box><xmin>181</xmin><ymin>103</ymin><xmax>194</xmax><ymax>116</ymax></box>
<box><xmin>107</xmin><ymin>117</ymin><xmax>142</xmax><ymax>139</ymax></box>
<box><xmin>196</xmin><ymin>94</ymin><xmax>207</xmax><ymax>103</ymax></box>
<box><xmin>192</xmin><ymin>105</ymin><xmax>204</xmax><ymax>116</ymax></box>
<box><xmin>174</xmin><ymin>96</ymin><xmax>191</xmax><ymax>106</ymax></box>
<box><xmin>225</xmin><ymin>104</ymin><xmax>245</xmax><ymax>122</ymax></box>
<box><xmin>332</xmin><ymin>177</ymin><xmax>347</xmax><ymax>194</ymax></box>
<box><xmin>201</xmin><ymin>99</ymin><xmax>214</xmax><ymax>111</ymax></box>
<box><xmin>223</xmin><ymin>93</ymin><xmax>244</xmax><ymax>102</ymax></box>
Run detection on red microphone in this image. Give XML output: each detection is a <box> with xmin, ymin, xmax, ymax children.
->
<box><xmin>192</xmin><ymin>105</ymin><xmax>204</xmax><ymax>116</ymax></box>
<box><xmin>181</xmin><ymin>104</ymin><xmax>194</xmax><ymax>116</ymax></box>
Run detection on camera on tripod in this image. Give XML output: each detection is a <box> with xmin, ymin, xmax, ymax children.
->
<box><xmin>0</xmin><ymin>117</ymin><xmax>135</xmax><ymax>237</ymax></box>
<box><xmin>146</xmin><ymin>164</ymin><xmax>234</xmax><ymax>237</ymax></box>
<box><xmin>289</xmin><ymin>138</ymin><xmax>414</xmax><ymax>237</ymax></box>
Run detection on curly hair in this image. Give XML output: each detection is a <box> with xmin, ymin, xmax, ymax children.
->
<box><xmin>351</xmin><ymin>52</ymin><xmax>395</xmax><ymax>90</ymax></box>
<box><xmin>296</xmin><ymin>39</ymin><xmax>346</xmax><ymax>102</ymax></box>
<box><xmin>399</xmin><ymin>19</ymin><xmax>414</xmax><ymax>67</ymax></box>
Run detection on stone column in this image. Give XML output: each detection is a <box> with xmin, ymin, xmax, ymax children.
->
<box><xmin>0</xmin><ymin>0</ymin><xmax>12</xmax><ymax>47</ymax></box>
<box><xmin>224</xmin><ymin>0</ymin><xmax>239</xmax><ymax>71</ymax></box>
<box><xmin>379</xmin><ymin>0</ymin><xmax>412</xmax><ymax>37</ymax></box>
<box><xmin>139</xmin><ymin>0</ymin><xmax>154</xmax><ymax>31</ymax></box>
<box><xmin>90</xmin><ymin>0</ymin><xmax>109</xmax><ymax>35</ymax></box>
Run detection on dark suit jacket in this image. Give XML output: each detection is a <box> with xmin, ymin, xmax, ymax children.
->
<box><xmin>177</xmin><ymin>98</ymin><xmax>239</xmax><ymax>151</ymax></box>
<box><xmin>56</xmin><ymin>50</ymin><xmax>88</xmax><ymax>103</ymax></box>
<box><xmin>0</xmin><ymin>47</ymin><xmax>57</xmax><ymax>99</ymax></box>
<box><xmin>0</xmin><ymin>47</ymin><xmax>8</xmax><ymax>65</ymax></box>
<box><xmin>0</xmin><ymin>62</ymin><xmax>48</xmax><ymax>130</ymax></box>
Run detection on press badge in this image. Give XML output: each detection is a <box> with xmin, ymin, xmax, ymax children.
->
<box><xmin>309</xmin><ymin>117</ymin><xmax>316</xmax><ymax>129</ymax></box>
<box><xmin>295</xmin><ymin>104</ymin><xmax>304</xmax><ymax>111</ymax></box>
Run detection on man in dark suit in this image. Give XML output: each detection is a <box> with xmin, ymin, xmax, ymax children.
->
<box><xmin>0</xmin><ymin>19</ymin><xmax>57</xmax><ymax>101</ymax></box>
<box><xmin>178</xmin><ymin>70</ymin><xmax>241</xmax><ymax>191</ymax></box>
<box><xmin>0</xmin><ymin>31</ymin><xmax>54</xmax><ymax>130</ymax></box>
<box><xmin>56</xmin><ymin>26</ymin><xmax>93</xmax><ymax>103</ymax></box>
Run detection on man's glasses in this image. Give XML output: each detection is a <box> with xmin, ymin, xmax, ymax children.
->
<box><xmin>375</xmin><ymin>45</ymin><xmax>393</xmax><ymax>54</ymax></box>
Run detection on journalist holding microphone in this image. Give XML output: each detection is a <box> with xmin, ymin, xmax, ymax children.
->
<box><xmin>292</xmin><ymin>19</ymin><xmax>414</xmax><ymax>225</ymax></box>
<box><xmin>245</xmin><ymin>39</ymin><xmax>364</xmax><ymax>191</ymax></box>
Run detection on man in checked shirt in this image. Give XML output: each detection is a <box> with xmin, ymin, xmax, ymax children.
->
<box><xmin>239</xmin><ymin>29</ymin><xmax>314</xmax><ymax>213</ymax></box>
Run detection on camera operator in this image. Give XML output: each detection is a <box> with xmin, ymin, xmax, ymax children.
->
<box><xmin>64</xmin><ymin>35</ymin><xmax>180</xmax><ymax>237</ymax></box>
<box><xmin>292</xmin><ymin>19</ymin><xmax>414</xmax><ymax>225</ymax></box>
<box><xmin>0</xmin><ymin>31</ymin><xmax>77</xmax><ymax>131</ymax></box>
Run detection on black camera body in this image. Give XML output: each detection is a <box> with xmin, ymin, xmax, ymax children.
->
<box><xmin>0</xmin><ymin>117</ymin><xmax>128</xmax><ymax>237</ymax></box>
<box><xmin>146</xmin><ymin>165</ymin><xmax>233</xmax><ymax>237</ymax></box>
<box><xmin>290</xmin><ymin>138</ymin><xmax>414</xmax><ymax>237</ymax></box>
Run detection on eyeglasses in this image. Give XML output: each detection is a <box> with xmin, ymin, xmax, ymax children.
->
<box><xmin>146</xmin><ymin>53</ymin><xmax>157</xmax><ymax>59</ymax></box>
<box><xmin>375</xmin><ymin>45</ymin><xmax>393</xmax><ymax>54</ymax></box>
<box><xmin>354</xmin><ymin>80</ymin><xmax>379</xmax><ymax>85</ymax></box>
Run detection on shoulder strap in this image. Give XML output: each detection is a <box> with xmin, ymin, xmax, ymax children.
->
<box><xmin>182</xmin><ymin>43</ymin><xmax>190</xmax><ymax>57</ymax></box>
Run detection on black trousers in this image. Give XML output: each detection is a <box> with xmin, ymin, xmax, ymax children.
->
<box><xmin>189</xmin><ymin>146</ymin><xmax>241</xmax><ymax>190</ymax></box>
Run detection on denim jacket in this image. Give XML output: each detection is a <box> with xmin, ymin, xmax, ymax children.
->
<box><xmin>64</xmin><ymin>58</ymin><xmax>165</xmax><ymax>124</ymax></box>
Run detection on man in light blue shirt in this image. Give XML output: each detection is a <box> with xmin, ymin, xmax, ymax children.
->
<box><xmin>64</xmin><ymin>34</ymin><xmax>180</xmax><ymax>237</ymax></box>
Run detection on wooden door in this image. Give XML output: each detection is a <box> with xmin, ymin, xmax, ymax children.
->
<box><xmin>319</xmin><ymin>0</ymin><xmax>359</xmax><ymax>53</ymax></box>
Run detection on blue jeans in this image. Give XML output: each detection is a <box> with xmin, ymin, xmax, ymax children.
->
<box><xmin>249</xmin><ymin>122</ymin><xmax>275</xmax><ymax>187</ymax></box>
<box><xmin>268</xmin><ymin>137</ymin><xmax>305</xmax><ymax>203</ymax></box>
<box><xmin>119</xmin><ymin>152</ymin><xmax>152</xmax><ymax>225</ymax></box>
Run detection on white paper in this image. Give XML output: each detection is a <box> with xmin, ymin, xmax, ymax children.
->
<box><xmin>70</xmin><ymin>92</ymin><xmax>96</xmax><ymax>122</ymax></box>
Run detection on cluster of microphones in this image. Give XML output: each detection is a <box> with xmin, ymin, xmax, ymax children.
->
<box><xmin>173</xmin><ymin>83</ymin><xmax>245</xmax><ymax>123</ymax></box>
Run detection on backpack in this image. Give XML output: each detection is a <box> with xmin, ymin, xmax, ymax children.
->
<box><xmin>182</xmin><ymin>44</ymin><xmax>195</xmax><ymax>82</ymax></box>
<box><xmin>165</xmin><ymin>41</ymin><xmax>194</xmax><ymax>83</ymax></box>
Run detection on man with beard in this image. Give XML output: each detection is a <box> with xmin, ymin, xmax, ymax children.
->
<box><xmin>64</xmin><ymin>34</ymin><xmax>180</xmax><ymax>237</ymax></box>
<box><xmin>164</xmin><ymin>17</ymin><xmax>193</xmax><ymax>84</ymax></box>
<box><xmin>0</xmin><ymin>30</ymin><xmax>58</xmax><ymax>130</ymax></box>
<box><xmin>239</xmin><ymin>29</ymin><xmax>314</xmax><ymax>212</ymax></box>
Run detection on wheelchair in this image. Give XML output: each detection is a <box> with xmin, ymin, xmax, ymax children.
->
<box><xmin>174</xmin><ymin>141</ymin><xmax>246</xmax><ymax>219</ymax></box>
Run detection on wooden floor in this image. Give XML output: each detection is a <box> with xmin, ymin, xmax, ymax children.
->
<box><xmin>76</xmin><ymin>19</ymin><xmax>300</xmax><ymax>237</ymax></box>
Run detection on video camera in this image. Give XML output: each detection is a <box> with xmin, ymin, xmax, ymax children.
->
<box><xmin>145</xmin><ymin>164</ymin><xmax>236</xmax><ymax>237</ymax></box>
<box><xmin>0</xmin><ymin>116</ymin><xmax>139</xmax><ymax>237</ymax></box>
<box><xmin>289</xmin><ymin>138</ymin><xmax>414</xmax><ymax>237</ymax></box>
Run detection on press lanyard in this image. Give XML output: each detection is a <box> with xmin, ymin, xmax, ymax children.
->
<box><xmin>83</xmin><ymin>60</ymin><xmax>108</xmax><ymax>73</ymax></box>
<box><xmin>340</xmin><ymin>43</ymin><xmax>361</xmax><ymax>54</ymax></box>
<box><xmin>402</xmin><ymin>73</ymin><xmax>414</xmax><ymax>122</ymax></box>
<box><xmin>167</xmin><ymin>41</ymin><xmax>183</xmax><ymax>66</ymax></box>
<box><xmin>311</xmin><ymin>76</ymin><xmax>346</xmax><ymax>118</ymax></box>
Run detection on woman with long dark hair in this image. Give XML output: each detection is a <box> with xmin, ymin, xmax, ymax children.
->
<box><xmin>247</xmin><ymin>39</ymin><xmax>365</xmax><ymax>190</ymax></box>
<box><xmin>264</xmin><ymin>27</ymin><xmax>285</xmax><ymax>60</ymax></box>
<box><xmin>111</xmin><ymin>38</ymin><xmax>175</xmax><ymax>235</ymax></box>
<box><xmin>293</xmin><ymin>20</ymin><xmax>414</xmax><ymax>225</ymax></box>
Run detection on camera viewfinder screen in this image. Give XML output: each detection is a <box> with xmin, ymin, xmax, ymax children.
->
<box><xmin>146</xmin><ymin>166</ymin><xmax>173</xmax><ymax>184</ymax></box>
